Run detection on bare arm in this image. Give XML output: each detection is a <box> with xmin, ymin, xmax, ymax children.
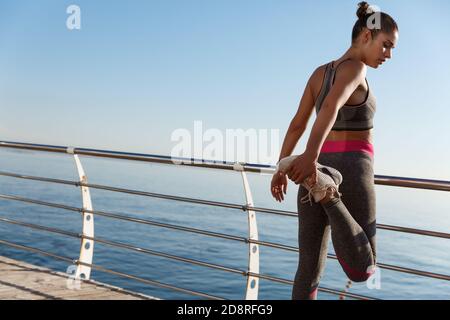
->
<box><xmin>277</xmin><ymin>74</ymin><xmax>316</xmax><ymax>162</ymax></box>
<box><xmin>271</xmin><ymin>71</ymin><xmax>317</xmax><ymax>202</ymax></box>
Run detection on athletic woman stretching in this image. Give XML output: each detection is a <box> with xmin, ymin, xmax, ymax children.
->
<box><xmin>270</xmin><ymin>2</ymin><xmax>398</xmax><ymax>300</ymax></box>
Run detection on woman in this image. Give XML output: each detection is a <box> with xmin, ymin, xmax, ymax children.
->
<box><xmin>270</xmin><ymin>2</ymin><xmax>398</xmax><ymax>300</ymax></box>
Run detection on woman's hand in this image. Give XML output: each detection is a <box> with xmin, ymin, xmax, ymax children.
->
<box><xmin>271</xmin><ymin>171</ymin><xmax>288</xmax><ymax>202</ymax></box>
<box><xmin>286</xmin><ymin>152</ymin><xmax>318</xmax><ymax>186</ymax></box>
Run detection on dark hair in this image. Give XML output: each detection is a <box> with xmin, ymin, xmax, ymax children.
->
<box><xmin>352</xmin><ymin>1</ymin><xmax>398</xmax><ymax>43</ymax></box>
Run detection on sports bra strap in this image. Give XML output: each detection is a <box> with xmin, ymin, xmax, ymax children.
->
<box><xmin>314</xmin><ymin>63</ymin><xmax>333</xmax><ymax>113</ymax></box>
<box><xmin>331</xmin><ymin>58</ymin><xmax>353</xmax><ymax>84</ymax></box>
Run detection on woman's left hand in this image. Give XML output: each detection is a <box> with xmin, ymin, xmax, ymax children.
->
<box><xmin>286</xmin><ymin>152</ymin><xmax>318</xmax><ymax>186</ymax></box>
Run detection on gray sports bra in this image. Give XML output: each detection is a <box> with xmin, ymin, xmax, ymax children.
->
<box><xmin>315</xmin><ymin>59</ymin><xmax>376</xmax><ymax>131</ymax></box>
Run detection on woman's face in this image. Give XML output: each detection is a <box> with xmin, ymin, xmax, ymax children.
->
<box><xmin>364</xmin><ymin>30</ymin><xmax>399</xmax><ymax>68</ymax></box>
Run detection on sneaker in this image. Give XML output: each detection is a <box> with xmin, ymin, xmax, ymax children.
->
<box><xmin>276</xmin><ymin>156</ymin><xmax>343</xmax><ymax>205</ymax></box>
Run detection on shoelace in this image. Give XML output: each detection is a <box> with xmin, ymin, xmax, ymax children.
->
<box><xmin>300</xmin><ymin>184</ymin><xmax>342</xmax><ymax>206</ymax></box>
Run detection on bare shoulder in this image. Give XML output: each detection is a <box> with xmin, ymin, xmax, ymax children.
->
<box><xmin>310</xmin><ymin>63</ymin><xmax>328</xmax><ymax>83</ymax></box>
<box><xmin>336</xmin><ymin>59</ymin><xmax>367</xmax><ymax>80</ymax></box>
<box><xmin>308</xmin><ymin>63</ymin><xmax>328</xmax><ymax>97</ymax></box>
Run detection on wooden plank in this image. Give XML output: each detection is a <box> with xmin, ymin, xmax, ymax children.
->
<box><xmin>0</xmin><ymin>275</ymin><xmax>144</xmax><ymax>300</ymax></box>
<box><xmin>0</xmin><ymin>283</ymin><xmax>59</xmax><ymax>300</ymax></box>
<box><xmin>0</xmin><ymin>256</ymin><xmax>157</xmax><ymax>300</ymax></box>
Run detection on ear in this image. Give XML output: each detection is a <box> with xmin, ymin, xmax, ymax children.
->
<box><xmin>362</xmin><ymin>28</ymin><xmax>372</xmax><ymax>44</ymax></box>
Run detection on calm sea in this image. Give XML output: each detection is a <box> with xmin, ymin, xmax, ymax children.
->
<box><xmin>1</xmin><ymin>148</ymin><xmax>449</xmax><ymax>300</ymax></box>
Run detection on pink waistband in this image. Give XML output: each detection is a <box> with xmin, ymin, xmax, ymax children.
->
<box><xmin>320</xmin><ymin>140</ymin><xmax>374</xmax><ymax>157</ymax></box>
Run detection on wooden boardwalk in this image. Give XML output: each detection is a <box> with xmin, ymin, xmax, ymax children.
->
<box><xmin>0</xmin><ymin>256</ymin><xmax>158</xmax><ymax>300</ymax></box>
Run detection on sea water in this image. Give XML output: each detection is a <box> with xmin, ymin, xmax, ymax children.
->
<box><xmin>1</xmin><ymin>148</ymin><xmax>449</xmax><ymax>300</ymax></box>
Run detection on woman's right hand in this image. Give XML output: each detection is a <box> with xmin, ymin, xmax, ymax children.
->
<box><xmin>271</xmin><ymin>171</ymin><xmax>288</xmax><ymax>202</ymax></box>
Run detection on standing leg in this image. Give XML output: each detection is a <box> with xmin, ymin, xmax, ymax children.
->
<box><xmin>292</xmin><ymin>185</ymin><xmax>330</xmax><ymax>300</ymax></box>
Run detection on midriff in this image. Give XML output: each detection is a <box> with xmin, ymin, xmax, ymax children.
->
<box><xmin>326</xmin><ymin>129</ymin><xmax>373</xmax><ymax>144</ymax></box>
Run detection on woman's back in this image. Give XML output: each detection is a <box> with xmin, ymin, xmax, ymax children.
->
<box><xmin>309</xmin><ymin>59</ymin><xmax>375</xmax><ymax>143</ymax></box>
<box><xmin>313</xmin><ymin>60</ymin><xmax>370</xmax><ymax>107</ymax></box>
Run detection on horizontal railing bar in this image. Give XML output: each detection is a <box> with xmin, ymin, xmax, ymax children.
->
<box><xmin>0</xmin><ymin>171</ymin><xmax>79</xmax><ymax>187</ymax></box>
<box><xmin>0</xmin><ymin>216</ymin><xmax>81</xmax><ymax>239</ymax></box>
<box><xmin>0</xmin><ymin>238</ymin><xmax>224</xmax><ymax>300</ymax></box>
<box><xmin>1</xmin><ymin>141</ymin><xmax>450</xmax><ymax>191</ymax></box>
<box><xmin>0</xmin><ymin>193</ymin><xmax>82</xmax><ymax>213</ymax></box>
<box><xmin>86</xmin><ymin>210</ymin><xmax>248</xmax><ymax>243</ymax></box>
<box><xmin>74</xmin><ymin>261</ymin><xmax>225</xmax><ymax>300</ymax></box>
<box><xmin>375</xmin><ymin>175</ymin><xmax>450</xmax><ymax>192</ymax></box>
<box><xmin>0</xmin><ymin>171</ymin><xmax>246</xmax><ymax>211</ymax></box>
<box><xmin>2</xmin><ymin>189</ymin><xmax>450</xmax><ymax>241</ymax></box>
<box><xmin>0</xmin><ymin>141</ymin><xmax>69</xmax><ymax>155</ymax></box>
<box><xmin>246</xmin><ymin>272</ymin><xmax>377</xmax><ymax>300</ymax></box>
<box><xmin>376</xmin><ymin>223</ymin><xmax>450</xmax><ymax>239</ymax></box>
<box><xmin>93</xmin><ymin>237</ymin><xmax>246</xmax><ymax>276</ymax></box>
<box><xmin>250</xmin><ymin>206</ymin><xmax>298</xmax><ymax>217</ymax></box>
<box><xmin>0</xmin><ymin>240</ymin><xmax>76</xmax><ymax>265</ymax></box>
<box><xmin>372</xmin><ymin>262</ymin><xmax>450</xmax><ymax>281</ymax></box>
<box><xmin>86</xmin><ymin>182</ymin><xmax>246</xmax><ymax>211</ymax></box>
<box><xmin>246</xmin><ymin>240</ymin><xmax>450</xmax><ymax>282</ymax></box>
<box><xmin>2</xmin><ymin>200</ymin><xmax>450</xmax><ymax>283</ymax></box>
<box><xmin>0</xmin><ymin>216</ymin><xmax>247</xmax><ymax>276</ymax></box>
<box><xmin>249</xmin><ymin>239</ymin><xmax>298</xmax><ymax>251</ymax></box>
<box><xmin>0</xmin><ymin>170</ymin><xmax>297</xmax><ymax>217</ymax></box>
<box><xmin>0</xmin><ymin>193</ymin><xmax>253</xmax><ymax>250</ymax></box>
<box><xmin>0</xmin><ymin>193</ymin><xmax>248</xmax><ymax>242</ymax></box>
<box><xmin>0</xmin><ymin>141</ymin><xmax>265</xmax><ymax>173</ymax></box>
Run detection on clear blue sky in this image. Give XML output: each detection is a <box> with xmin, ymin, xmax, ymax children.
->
<box><xmin>1</xmin><ymin>0</ymin><xmax>450</xmax><ymax>180</ymax></box>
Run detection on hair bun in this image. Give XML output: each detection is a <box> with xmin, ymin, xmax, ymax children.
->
<box><xmin>356</xmin><ymin>1</ymin><xmax>370</xmax><ymax>19</ymax></box>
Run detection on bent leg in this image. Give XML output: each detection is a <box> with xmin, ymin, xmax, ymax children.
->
<box><xmin>319</xmin><ymin>152</ymin><xmax>377</xmax><ymax>282</ymax></box>
<box><xmin>322</xmin><ymin>197</ymin><xmax>375</xmax><ymax>282</ymax></box>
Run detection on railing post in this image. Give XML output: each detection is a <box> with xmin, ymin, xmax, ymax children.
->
<box><xmin>233</xmin><ymin>162</ymin><xmax>259</xmax><ymax>300</ymax></box>
<box><xmin>67</xmin><ymin>148</ymin><xmax>94</xmax><ymax>280</ymax></box>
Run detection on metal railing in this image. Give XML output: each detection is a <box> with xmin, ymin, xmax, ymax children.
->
<box><xmin>0</xmin><ymin>140</ymin><xmax>449</xmax><ymax>300</ymax></box>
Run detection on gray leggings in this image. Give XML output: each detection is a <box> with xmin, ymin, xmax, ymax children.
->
<box><xmin>291</xmin><ymin>151</ymin><xmax>377</xmax><ymax>300</ymax></box>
